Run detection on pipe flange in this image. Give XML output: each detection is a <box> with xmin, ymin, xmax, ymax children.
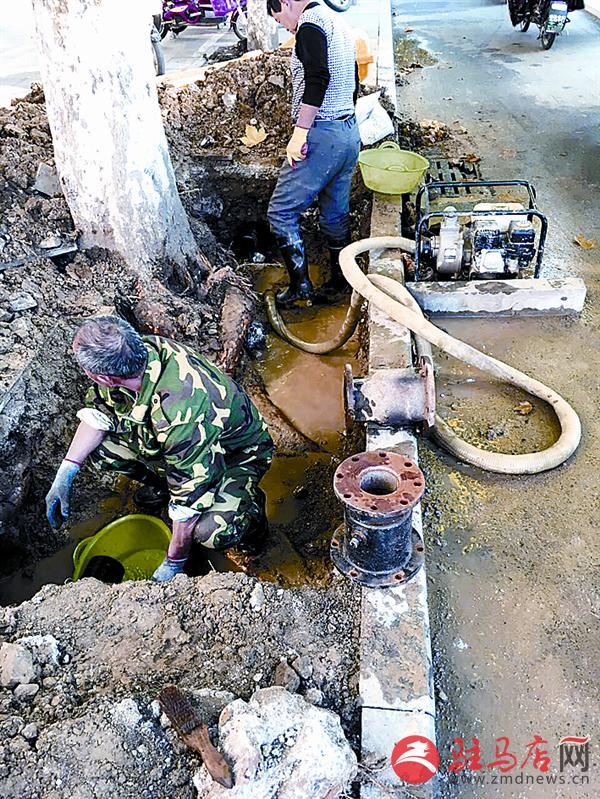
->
<box><xmin>330</xmin><ymin>524</ymin><xmax>425</xmax><ymax>587</ymax></box>
<box><xmin>333</xmin><ymin>451</ymin><xmax>425</xmax><ymax>516</ymax></box>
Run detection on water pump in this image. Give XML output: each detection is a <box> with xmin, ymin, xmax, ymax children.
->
<box><xmin>414</xmin><ymin>180</ymin><xmax>548</xmax><ymax>281</ymax></box>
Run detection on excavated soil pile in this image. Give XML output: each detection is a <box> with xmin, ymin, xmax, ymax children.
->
<box><xmin>160</xmin><ymin>50</ymin><xmax>293</xmax><ymax>165</ymax></box>
<box><xmin>0</xmin><ymin>573</ymin><xmax>360</xmax><ymax>799</ymax></box>
<box><xmin>0</xmin><ymin>85</ymin><xmax>233</xmax><ymax>394</ymax></box>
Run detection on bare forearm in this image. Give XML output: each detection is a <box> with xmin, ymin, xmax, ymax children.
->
<box><xmin>65</xmin><ymin>421</ymin><xmax>106</xmax><ymax>464</ymax></box>
<box><xmin>169</xmin><ymin>516</ymin><xmax>199</xmax><ymax>560</ymax></box>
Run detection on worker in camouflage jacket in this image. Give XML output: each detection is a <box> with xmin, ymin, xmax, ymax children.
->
<box><xmin>45</xmin><ymin>316</ymin><xmax>273</xmax><ymax>582</ymax></box>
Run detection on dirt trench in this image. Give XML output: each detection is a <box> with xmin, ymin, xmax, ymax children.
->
<box><xmin>0</xmin><ymin>46</ymin><xmax>385</xmax><ymax>798</ymax></box>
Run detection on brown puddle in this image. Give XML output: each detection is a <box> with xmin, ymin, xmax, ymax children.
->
<box><xmin>0</xmin><ymin>489</ymin><xmax>134</xmax><ymax>606</ymax></box>
<box><xmin>250</xmin><ymin>264</ymin><xmax>361</xmax><ymax>586</ymax></box>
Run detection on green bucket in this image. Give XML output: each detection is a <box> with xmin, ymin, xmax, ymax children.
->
<box><xmin>358</xmin><ymin>142</ymin><xmax>429</xmax><ymax>195</ymax></box>
<box><xmin>72</xmin><ymin>514</ymin><xmax>171</xmax><ymax>583</ymax></box>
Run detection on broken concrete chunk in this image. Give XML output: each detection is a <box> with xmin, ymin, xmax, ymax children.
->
<box><xmin>21</xmin><ymin>722</ymin><xmax>39</xmax><ymax>741</ymax></box>
<box><xmin>18</xmin><ymin>634</ymin><xmax>61</xmax><ymax>670</ymax></box>
<box><xmin>221</xmin><ymin>92</ymin><xmax>237</xmax><ymax>110</ymax></box>
<box><xmin>39</xmin><ymin>234</ymin><xmax>62</xmax><ymax>250</ymax></box>
<box><xmin>0</xmin><ymin>643</ymin><xmax>37</xmax><ymax>687</ymax></box>
<box><xmin>267</xmin><ymin>75</ymin><xmax>285</xmax><ymax>88</ymax></box>
<box><xmin>249</xmin><ymin>582</ymin><xmax>265</xmax><ymax>612</ymax></box>
<box><xmin>9</xmin><ymin>294</ymin><xmax>38</xmax><ymax>313</ymax></box>
<box><xmin>290</xmin><ymin>655</ymin><xmax>313</xmax><ymax>681</ymax></box>
<box><xmin>111</xmin><ymin>698</ymin><xmax>143</xmax><ymax>731</ymax></box>
<box><xmin>13</xmin><ymin>682</ymin><xmax>40</xmax><ymax>702</ymax></box>
<box><xmin>304</xmin><ymin>688</ymin><xmax>324</xmax><ymax>706</ymax></box>
<box><xmin>195</xmin><ymin>686</ymin><xmax>357</xmax><ymax>798</ymax></box>
<box><xmin>274</xmin><ymin>660</ymin><xmax>301</xmax><ymax>693</ymax></box>
<box><xmin>33</xmin><ymin>163</ymin><xmax>62</xmax><ymax>198</ymax></box>
<box><xmin>10</xmin><ymin>317</ymin><xmax>30</xmax><ymax>340</ymax></box>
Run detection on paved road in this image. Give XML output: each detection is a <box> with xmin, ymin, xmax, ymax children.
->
<box><xmin>0</xmin><ymin>2</ymin><xmax>243</xmax><ymax>107</ymax></box>
<box><xmin>392</xmin><ymin>1</ymin><xmax>600</xmax><ymax>796</ymax></box>
<box><xmin>0</xmin><ymin>1</ymin><xmax>371</xmax><ymax>107</ymax></box>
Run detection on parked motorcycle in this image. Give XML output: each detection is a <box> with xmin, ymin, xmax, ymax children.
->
<box><xmin>508</xmin><ymin>0</ymin><xmax>585</xmax><ymax>49</ymax></box>
<box><xmin>157</xmin><ymin>0</ymin><xmax>248</xmax><ymax>43</ymax></box>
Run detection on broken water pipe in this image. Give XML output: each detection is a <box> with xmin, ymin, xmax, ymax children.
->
<box><xmin>331</xmin><ymin>451</ymin><xmax>425</xmax><ymax>587</ymax></box>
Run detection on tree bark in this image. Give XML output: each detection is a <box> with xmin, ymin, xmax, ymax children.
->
<box><xmin>247</xmin><ymin>0</ymin><xmax>279</xmax><ymax>52</ymax></box>
<box><xmin>31</xmin><ymin>0</ymin><xmax>199</xmax><ymax>282</ymax></box>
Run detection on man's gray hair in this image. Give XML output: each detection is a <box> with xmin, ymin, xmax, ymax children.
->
<box><xmin>73</xmin><ymin>316</ymin><xmax>148</xmax><ymax>377</ymax></box>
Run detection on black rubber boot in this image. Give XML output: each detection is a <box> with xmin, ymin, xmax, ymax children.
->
<box><xmin>317</xmin><ymin>236</ymin><xmax>352</xmax><ymax>303</ymax></box>
<box><xmin>237</xmin><ymin>489</ymin><xmax>270</xmax><ymax>558</ymax></box>
<box><xmin>130</xmin><ymin>466</ymin><xmax>170</xmax><ymax>513</ymax></box>
<box><xmin>275</xmin><ymin>238</ymin><xmax>314</xmax><ymax>308</ymax></box>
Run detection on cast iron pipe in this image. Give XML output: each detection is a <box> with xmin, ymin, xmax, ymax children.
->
<box><xmin>331</xmin><ymin>450</ymin><xmax>425</xmax><ymax>587</ymax></box>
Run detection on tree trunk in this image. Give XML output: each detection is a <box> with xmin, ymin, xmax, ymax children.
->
<box><xmin>31</xmin><ymin>0</ymin><xmax>199</xmax><ymax>282</ymax></box>
<box><xmin>247</xmin><ymin>0</ymin><xmax>279</xmax><ymax>52</ymax></box>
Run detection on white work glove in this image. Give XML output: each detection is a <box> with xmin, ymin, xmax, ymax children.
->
<box><xmin>45</xmin><ymin>460</ymin><xmax>80</xmax><ymax>529</ymax></box>
<box><xmin>152</xmin><ymin>557</ymin><xmax>188</xmax><ymax>583</ymax></box>
<box><xmin>286</xmin><ymin>126</ymin><xmax>309</xmax><ymax>167</ymax></box>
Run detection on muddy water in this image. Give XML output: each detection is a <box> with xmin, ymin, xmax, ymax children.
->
<box><xmin>0</xmin><ymin>490</ymin><xmax>134</xmax><ymax>606</ymax></box>
<box><xmin>252</xmin><ymin>263</ymin><xmax>362</xmax><ymax>586</ymax></box>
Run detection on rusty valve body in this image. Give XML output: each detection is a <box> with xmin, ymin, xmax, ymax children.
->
<box><xmin>331</xmin><ymin>450</ymin><xmax>425</xmax><ymax>588</ymax></box>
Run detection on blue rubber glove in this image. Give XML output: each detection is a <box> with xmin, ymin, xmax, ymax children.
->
<box><xmin>45</xmin><ymin>460</ymin><xmax>80</xmax><ymax>529</ymax></box>
<box><xmin>152</xmin><ymin>557</ymin><xmax>188</xmax><ymax>583</ymax></box>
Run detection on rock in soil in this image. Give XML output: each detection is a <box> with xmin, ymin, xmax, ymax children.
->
<box><xmin>193</xmin><ymin>686</ymin><xmax>357</xmax><ymax>798</ymax></box>
<box><xmin>0</xmin><ymin>643</ymin><xmax>36</xmax><ymax>687</ymax></box>
<box><xmin>0</xmin><ymin>573</ymin><xmax>360</xmax><ymax>798</ymax></box>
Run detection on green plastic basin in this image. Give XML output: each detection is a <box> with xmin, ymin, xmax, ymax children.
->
<box><xmin>72</xmin><ymin>514</ymin><xmax>171</xmax><ymax>582</ymax></box>
<box><xmin>358</xmin><ymin>142</ymin><xmax>429</xmax><ymax>195</ymax></box>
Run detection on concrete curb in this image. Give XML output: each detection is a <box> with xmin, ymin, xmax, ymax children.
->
<box><xmin>355</xmin><ymin>3</ymin><xmax>438</xmax><ymax>796</ymax></box>
<box><xmin>359</xmin><ymin>196</ymin><xmax>437</xmax><ymax>799</ymax></box>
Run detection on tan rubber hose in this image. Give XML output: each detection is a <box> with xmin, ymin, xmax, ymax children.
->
<box><xmin>264</xmin><ymin>236</ymin><xmax>581</xmax><ymax>473</ymax></box>
<box><xmin>340</xmin><ymin>237</ymin><xmax>581</xmax><ymax>474</ymax></box>
<box><xmin>265</xmin><ymin>289</ymin><xmax>364</xmax><ymax>355</ymax></box>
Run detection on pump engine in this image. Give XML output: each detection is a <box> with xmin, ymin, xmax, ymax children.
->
<box><xmin>414</xmin><ymin>181</ymin><xmax>548</xmax><ymax>281</ymax></box>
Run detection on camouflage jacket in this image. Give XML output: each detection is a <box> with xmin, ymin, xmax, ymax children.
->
<box><xmin>85</xmin><ymin>336</ymin><xmax>272</xmax><ymax>513</ymax></box>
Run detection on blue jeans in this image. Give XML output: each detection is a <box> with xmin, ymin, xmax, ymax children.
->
<box><xmin>267</xmin><ymin>115</ymin><xmax>361</xmax><ymax>246</ymax></box>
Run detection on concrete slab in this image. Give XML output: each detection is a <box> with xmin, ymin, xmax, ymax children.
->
<box><xmin>360</xmin><ymin>191</ymin><xmax>436</xmax><ymax>798</ymax></box>
<box><xmin>409</xmin><ymin>276</ymin><xmax>587</xmax><ymax>317</ymax></box>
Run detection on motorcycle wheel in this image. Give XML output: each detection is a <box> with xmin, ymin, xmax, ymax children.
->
<box><xmin>232</xmin><ymin>10</ymin><xmax>248</xmax><ymax>41</ymax></box>
<box><xmin>519</xmin><ymin>16</ymin><xmax>531</xmax><ymax>31</ymax></box>
<box><xmin>323</xmin><ymin>0</ymin><xmax>352</xmax><ymax>11</ymax></box>
<box><xmin>152</xmin><ymin>38</ymin><xmax>166</xmax><ymax>76</ymax></box>
<box><xmin>541</xmin><ymin>30</ymin><xmax>556</xmax><ymax>48</ymax></box>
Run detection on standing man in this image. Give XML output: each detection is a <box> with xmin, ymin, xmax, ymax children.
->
<box><xmin>267</xmin><ymin>0</ymin><xmax>360</xmax><ymax>306</ymax></box>
<box><xmin>45</xmin><ymin>316</ymin><xmax>273</xmax><ymax>582</ymax></box>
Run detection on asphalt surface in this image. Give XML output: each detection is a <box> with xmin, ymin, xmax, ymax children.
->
<box><xmin>0</xmin><ymin>3</ymin><xmax>244</xmax><ymax>108</ymax></box>
<box><xmin>392</xmin><ymin>1</ymin><xmax>600</xmax><ymax>796</ymax></box>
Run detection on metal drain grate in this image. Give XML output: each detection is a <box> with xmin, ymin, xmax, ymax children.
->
<box><xmin>425</xmin><ymin>152</ymin><xmax>493</xmax><ymax>197</ymax></box>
